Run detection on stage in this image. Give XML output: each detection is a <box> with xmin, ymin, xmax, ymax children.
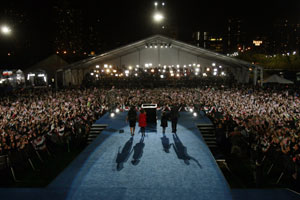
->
<box><xmin>47</xmin><ymin>111</ymin><xmax>232</xmax><ymax>200</ymax></box>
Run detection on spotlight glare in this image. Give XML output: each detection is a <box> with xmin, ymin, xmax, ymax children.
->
<box><xmin>110</xmin><ymin>113</ymin><xmax>115</xmax><ymax>117</ymax></box>
<box><xmin>116</xmin><ymin>108</ymin><xmax>120</xmax><ymax>113</ymax></box>
<box><xmin>153</xmin><ymin>12</ymin><xmax>164</xmax><ymax>23</ymax></box>
<box><xmin>1</xmin><ymin>25</ymin><xmax>11</xmax><ymax>34</ymax></box>
<box><xmin>193</xmin><ymin>112</ymin><xmax>197</xmax><ymax>117</ymax></box>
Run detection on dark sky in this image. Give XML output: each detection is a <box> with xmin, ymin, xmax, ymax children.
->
<box><xmin>0</xmin><ymin>0</ymin><xmax>299</xmax><ymax>69</ymax></box>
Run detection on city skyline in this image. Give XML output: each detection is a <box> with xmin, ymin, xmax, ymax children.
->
<box><xmin>0</xmin><ymin>0</ymin><xmax>299</xmax><ymax>69</ymax></box>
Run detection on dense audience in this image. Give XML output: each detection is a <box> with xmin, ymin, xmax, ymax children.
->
<box><xmin>0</xmin><ymin>88</ymin><xmax>106</xmax><ymax>171</ymax></box>
<box><xmin>0</xmin><ymin>78</ymin><xmax>299</xmax><ymax>188</ymax></box>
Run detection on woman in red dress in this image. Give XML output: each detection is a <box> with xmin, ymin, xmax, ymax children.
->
<box><xmin>138</xmin><ymin>109</ymin><xmax>147</xmax><ymax>137</ymax></box>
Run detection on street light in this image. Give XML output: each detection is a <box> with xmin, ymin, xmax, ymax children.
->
<box><xmin>1</xmin><ymin>25</ymin><xmax>12</xmax><ymax>35</ymax></box>
<box><xmin>153</xmin><ymin>12</ymin><xmax>164</xmax><ymax>23</ymax></box>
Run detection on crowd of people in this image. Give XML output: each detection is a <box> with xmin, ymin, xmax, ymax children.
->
<box><xmin>0</xmin><ymin>80</ymin><xmax>299</xmax><ymax>188</ymax></box>
<box><xmin>0</xmin><ymin>88</ymin><xmax>106</xmax><ymax>175</ymax></box>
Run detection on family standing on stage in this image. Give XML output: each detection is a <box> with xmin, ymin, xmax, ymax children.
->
<box><xmin>126</xmin><ymin>104</ymin><xmax>181</xmax><ymax>136</ymax></box>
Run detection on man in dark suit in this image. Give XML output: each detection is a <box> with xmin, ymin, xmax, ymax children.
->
<box><xmin>170</xmin><ymin>104</ymin><xmax>180</xmax><ymax>133</ymax></box>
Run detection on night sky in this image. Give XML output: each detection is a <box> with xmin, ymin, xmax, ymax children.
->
<box><xmin>0</xmin><ymin>0</ymin><xmax>299</xmax><ymax>69</ymax></box>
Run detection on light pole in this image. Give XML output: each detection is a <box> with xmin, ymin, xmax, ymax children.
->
<box><xmin>152</xmin><ymin>2</ymin><xmax>166</xmax><ymax>34</ymax></box>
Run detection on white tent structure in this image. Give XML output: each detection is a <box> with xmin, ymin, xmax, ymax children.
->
<box><xmin>263</xmin><ymin>74</ymin><xmax>294</xmax><ymax>84</ymax></box>
<box><xmin>56</xmin><ymin>35</ymin><xmax>263</xmax><ymax>87</ymax></box>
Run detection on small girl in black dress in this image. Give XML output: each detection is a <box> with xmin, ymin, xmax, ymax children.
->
<box><xmin>161</xmin><ymin>110</ymin><xmax>168</xmax><ymax>134</ymax></box>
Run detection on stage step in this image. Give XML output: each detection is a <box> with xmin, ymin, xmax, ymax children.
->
<box><xmin>197</xmin><ymin>123</ymin><xmax>225</xmax><ymax>159</ymax></box>
<box><xmin>87</xmin><ymin>124</ymin><xmax>108</xmax><ymax>144</ymax></box>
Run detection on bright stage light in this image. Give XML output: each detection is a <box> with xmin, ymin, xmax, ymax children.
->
<box><xmin>153</xmin><ymin>12</ymin><xmax>164</xmax><ymax>23</ymax></box>
<box><xmin>193</xmin><ymin>112</ymin><xmax>198</xmax><ymax>117</ymax></box>
<box><xmin>116</xmin><ymin>108</ymin><xmax>120</xmax><ymax>113</ymax></box>
<box><xmin>189</xmin><ymin>108</ymin><xmax>193</xmax><ymax>112</ymax></box>
<box><xmin>110</xmin><ymin>113</ymin><xmax>115</xmax><ymax>118</ymax></box>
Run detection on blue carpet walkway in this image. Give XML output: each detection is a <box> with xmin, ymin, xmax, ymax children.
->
<box><xmin>48</xmin><ymin>111</ymin><xmax>232</xmax><ymax>200</ymax></box>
